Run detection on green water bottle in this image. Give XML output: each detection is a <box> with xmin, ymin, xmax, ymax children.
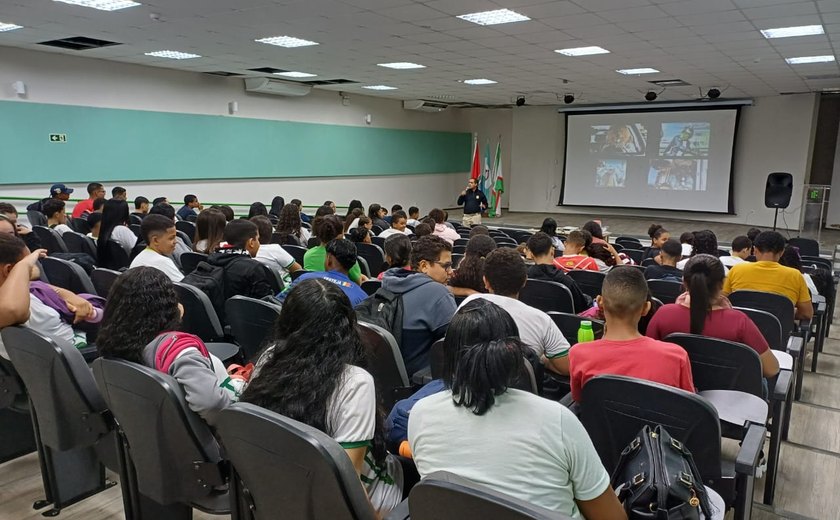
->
<box><xmin>577</xmin><ymin>321</ymin><xmax>595</xmax><ymax>344</ymax></box>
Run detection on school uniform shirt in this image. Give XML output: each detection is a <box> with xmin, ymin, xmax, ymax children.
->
<box><xmin>110</xmin><ymin>225</ymin><xmax>138</xmax><ymax>255</ymax></box>
<box><xmin>255</xmin><ymin>243</ymin><xmax>297</xmax><ymax>282</ymax></box>
<box><xmin>130</xmin><ymin>248</ymin><xmax>184</xmax><ymax>282</ymax></box>
<box><xmin>646</xmin><ymin>304</ymin><xmax>770</xmax><ymax>356</ymax></box>
<box><xmin>569</xmin><ymin>336</ymin><xmax>694</xmax><ymax>402</ymax></box>
<box><xmin>0</xmin><ymin>295</ymin><xmax>76</xmax><ymax>360</ymax></box>
<box><xmin>303</xmin><ymin>245</ymin><xmax>362</xmax><ymax>284</ymax></box>
<box><xmin>378</xmin><ymin>227</ymin><xmax>412</xmax><ymax>239</ymax></box>
<box><xmin>177</xmin><ymin>205</ymin><xmax>196</xmax><ymax>221</ymax></box>
<box><xmin>460</xmin><ymin>293</ymin><xmax>569</xmax><ymax>360</ymax></box>
<box><xmin>677</xmin><ymin>257</ymin><xmax>728</xmax><ymax>274</ymax></box>
<box><xmin>49</xmin><ymin>223</ymin><xmax>74</xmax><ymax>236</ymax></box>
<box><xmin>723</xmin><ymin>261</ymin><xmax>810</xmax><ymax>307</ymax></box>
<box><xmin>409</xmin><ymin>389</ymin><xmax>610</xmax><ymax>518</ymax></box>
<box><xmin>718</xmin><ymin>255</ymin><xmax>746</xmax><ymax>269</ymax></box>
<box><xmin>554</xmin><ymin>254</ymin><xmax>599</xmax><ymax>272</ymax></box>
<box><xmin>280</xmin><ymin>270</ymin><xmax>367</xmax><ymax>307</ymax></box>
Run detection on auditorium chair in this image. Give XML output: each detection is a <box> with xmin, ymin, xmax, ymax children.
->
<box><xmin>179</xmin><ymin>252</ymin><xmax>208</xmax><ymax>275</ymax></box>
<box><xmin>282</xmin><ymin>244</ymin><xmax>307</xmax><ymax>266</ymax></box>
<box><xmin>519</xmin><ymin>279</ymin><xmax>575</xmax><ymax>314</ymax></box>
<box><xmin>621</xmin><ymin>248</ymin><xmax>645</xmax><ymax>265</ymax></box>
<box><xmin>40</xmin><ymin>256</ymin><xmax>97</xmax><ymax>295</ymax></box>
<box><xmin>0</xmin><ymin>357</ymin><xmax>37</xmax><ymax>464</ymax></box>
<box><xmin>361</xmin><ymin>279</ymin><xmax>382</xmax><ymax>296</ymax></box>
<box><xmin>2</xmin><ymin>327</ymin><xmax>124</xmax><ymax>517</ymax></box>
<box><xmin>357</xmin><ymin>256</ymin><xmax>372</xmax><ymax>278</ymax></box>
<box><xmin>801</xmin><ymin>255</ymin><xmax>831</xmax><ymax>270</ymax></box>
<box><xmin>174</xmin><ymin>283</ymin><xmax>241</xmax><ymax>363</ymax></box>
<box><xmin>69</xmin><ymin>218</ymin><xmax>92</xmax><ymax>235</ymax></box>
<box><xmin>63</xmin><ymin>231</ymin><xmax>98</xmax><ymax>261</ymax></box>
<box><xmin>452</xmin><ymin>245</ymin><xmax>467</xmax><ymax>254</ymax></box>
<box><xmin>217</xmin><ymin>402</ymin><xmax>384</xmax><ymax>520</ymax></box>
<box><xmin>391</xmin><ymin>471</ymin><xmax>572</xmax><ymax>520</ymax></box>
<box><xmin>637</xmin><ymin>296</ymin><xmax>663</xmax><ymax>336</ymax></box>
<box><xmin>454</xmin><ymin>238</ymin><xmax>469</xmax><ymax>247</ymax></box>
<box><xmin>788</xmin><ymin>237</ymin><xmax>820</xmax><ymax>257</ymax></box>
<box><xmin>129</xmin><ymin>224</ymin><xmax>142</xmax><ymax>238</ymax></box>
<box><xmin>92</xmin><ymin>358</ymin><xmax>230</xmax><ymax>520</ymax></box>
<box><xmin>33</xmin><ymin>225</ymin><xmax>69</xmax><ymax>255</ymax></box>
<box><xmin>91</xmin><ymin>267</ymin><xmax>121</xmax><ymax>298</ymax></box>
<box><xmin>176</xmin><ymin>230</ymin><xmax>193</xmax><ymax>250</ymax></box>
<box><xmin>27</xmin><ymin>210</ymin><xmax>48</xmax><ymax>227</ymax></box>
<box><xmin>130</xmin><ymin>214</ymin><xmax>143</xmax><ymax>226</ymax></box>
<box><xmin>270</xmin><ymin>232</ymin><xmax>302</xmax><ymax>246</ymax></box>
<box><xmin>579</xmin><ymin>375</ymin><xmax>764</xmax><ymax>520</ymax></box>
<box><xmin>547</xmin><ymin>312</ymin><xmax>604</xmax><ymax>346</ymax></box>
<box><xmin>356</xmin><ymin>322</ymin><xmax>412</xmax><ymax>410</ymax></box>
<box><xmin>175</xmin><ymin>220</ymin><xmax>196</xmax><ymax>242</ymax></box>
<box><xmin>452</xmin><ymin>253</ymin><xmax>464</xmax><ymax>269</ymax></box>
<box><xmin>647</xmin><ymin>279</ymin><xmax>683</xmax><ymax>304</ymax></box>
<box><xmin>614</xmin><ymin>236</ymin><xmax>643</xmax><ymax>249</ymax></box>
<box><xmin>371</xmin><ymin>235</ymin><xmax>386</xmax><ymax>249</ymax></box>
<box><xmin>566</xmin><ymin>270</ymin><xmax>606</xmax><ymax>299</ymax></box>
<box><xmin>665</xmin><ymin>333</ymin><xmax>791</xmax><ymax>506</ymax></box>
<box><xmin>225</xmin><ymin>296</ymin><xmax>282</xmax><ymax>361</ymax></box>
<box><xmin>100</xmin><ymin>239</ymin><xmax>131</xmax><ymax>270</ymax></box>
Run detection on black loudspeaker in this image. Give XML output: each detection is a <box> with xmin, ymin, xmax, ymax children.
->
<box><xmin>765</xmin><ymin>172</ymin><xmax>793</xmax><ymax>209</ymax></box>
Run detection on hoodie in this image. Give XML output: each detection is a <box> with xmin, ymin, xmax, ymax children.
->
<box><xmin>433</xmin><ymin>224</ymin><xmax>460</xmax><ymax>245</ymax></box>
<box><xmin>207</xmin><ymin>248</ymin><xmax>274</xmax><ymax>304</ymax></box>
<box><xmin>382</xmin><ymin>268</ymin><xmax>457</xmax><ymax>375</ymax></box>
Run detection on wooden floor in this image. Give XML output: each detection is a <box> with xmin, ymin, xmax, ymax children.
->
<box><xmin>3</xmin><ymin>318</ymin><xmax>840</xmax><ymax>519</ymax></box>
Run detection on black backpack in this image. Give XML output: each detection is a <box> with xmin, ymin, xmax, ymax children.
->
<box><xmin>182</xmin><ymin>261</ymin><xmax>226</xmax><ymax>318</ymax></box>
<box><xmin>355</xmin><ymin>288</ymin><xmax>404</xmax><ymax>346</ymax></box>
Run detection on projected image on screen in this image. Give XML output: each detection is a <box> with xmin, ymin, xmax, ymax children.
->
<box><xmin>659</xmin><ymin>123</ymin><xmax>710</xmax><ymax>157</ymax></box>
<box><xmin>647</xmin><ymin>159</ymin><xmax>707</xmax><ymax>191</ymax></box>
<box><xmin>596</xmin><ymin>160</ymin><xmax>626</xmax><ymax>187</ymax></box>
<box><xmin>590</xmin><ymin>124</ymin><xmax>647</xmax><ymax>155</ymax></box>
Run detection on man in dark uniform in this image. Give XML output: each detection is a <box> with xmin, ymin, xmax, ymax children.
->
<box><xmin>457</xmin><ymin>177</ymin><xmax>487</xmax><ymax>226</ymax></box>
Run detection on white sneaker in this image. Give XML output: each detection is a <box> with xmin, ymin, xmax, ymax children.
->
<box><xmin>754</xmin><ymin>452</ymin><xmax>767</xmax><ymax>479</ymax></box>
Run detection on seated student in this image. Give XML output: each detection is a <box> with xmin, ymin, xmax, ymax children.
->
<box><xmin>0</xmin><ymin>203</ymin><xmax>42</xmax><ymax>251</ymax></box>
<box><xmin>269</xmin><ymin>196</ymin><xmax>285</xmax><ymax>220</ymax></box>
<box><xmin>129</xmin><ymin>214</ymin><xmax>184</xmax><ymax>282</ymax></box>
<box><xmin>643</xmin><ymin>224</ymin><xmax>670</xmax><ymax>262</ymax></box>
<box><xmin>247</xmin><ymin>202</ymin><xmax>268</xmax><ymax>219</ymax></box>
<box><xmin>428</xmin><ymin>208</ymin><xmax>459</xmax><ymax>245</ymax></box>
<box><xmin>132</xmin><ymin>196</ymin><xmax>150</xmax><ymax>220</ymax></box>
<box><xmin>382</xmin><ymin>235</ymin><xmax>458</xmax><ymax>375</ymax></box>
<box><xmin>0</xmin><ymin>239</ymin><xmax>46</xmax><ymax>336</ymax></box>
<box><xmin>28</xmin><ymin>183</ymin><xmax>73</xmax><ymax>214</ymax></box>
<box><xmin>413</xmin><ymin>222</ymin><xmax>432</xmax><ymax>238</ymax></box>
<box><xmin>406</xmin><ymin>206</ymin><xmax>421</xmax><ymax>228</ymax></box>
<box><xmin>378</xmin><ymin>234</ymin><xmax>411</xmax><ymax>280</ymax></box>
<box><xmin>719</xmin><ymin>235</ymin><xmax>752</xmax><ymax>268</ymax></box>
<box><xmin>275</xmin><ymin>203</ymin><xmax>311</xmax><ymax>245</ymax></box>
<box><xmin>647</xmin><ymin>254</ymin><xmax>780</xmax><ymax>378</ymax></box>
<box><xmin>111</xmin><ymin>186</ymin><xmax>127</xmax><ymax>201</ymax></box>
<box><xmin>747</xmin><ymin>227</ymin><xmax>761</xmax><ymax>255</ymax></box>
<box><xmin>582</xmin><ymin>220</ymin><xmax>608</xmax><ymax>245</ymax></box>
<box><xmin>194</xmin><ymin>208</ymin><xmax>227</xmax><ymax>254</ymax></box>
<box><xmin>779</xmin><ymin>244</ymin><xmax>820</xmax><ymax>299</ymax></box>
<box><xmin>86</xmin><ymin>212</ymin><xmax>102</xmax><ymax>240</ymax></box>
<box><xmin>97</xmin><ymin>267</ymin><xmax>236</xmax><ymax>426</ymax></box>
<box><xmin>408</xmin><ymin>299</ymin><xmax>624</xmax><ymax>519</ymax></box>
<box><xmin>279</xmin><ymin>239</ymin><xmax>367</xmax><ymax>306</ymax></box>
<box><xmin>304</xmin><ymin>215</ymin><xmax>365</xmax><ymax>284</ymax></box>
<box><xmin>71</xmin><ymin>182</ymin><xmax>105</xmax><ymax>219</ymax></box>
<box><xmin>569</xmin><ymin>266</ymin><xmax>694</xmax><ymax>402</ymax></box>
<box><xmin>588</xmin><ymin>243</ymin><xmax>619</xmax><ymax>273</ymax></box>
<box><xmin>378</xmin><ymin>210</ymin><xmax>413</xmax><ymax>238</ymax></box>
<box><xmin>677</xmin><ymin>230</ymin><xmax>720</xmax><ymax>270</ymax></box>
<box><xmin>290</xmin><ymin>198</ymin><xmax>311</xmax><ymax>223</ymax></box>
<box><xmin>525</xmin><ymin>232</ymin><xmax>591</xmax><ymax>312</ymax></box>
<box><xmin>147</xmin><ymin>203</ymin><xmax>191</xmax><ymax>262</ymax></box>
<box><xmin>448</xmin><ymin>235</ymin><xmax>495</xmax><ymax>296</ymax></box>
<box><xmin>349</xmin><ymin>227</ymin><xmax>372</xmax><ymax>245</ymax></box>
<box><xmin>177</xmin><ymin>194</ymin><xmax>201</xmax><ymax>221</ymax></box>
<box><xmin>242</xmin><ymin>279</ymin><xmax>403</xmax><ymax>513</ymax></box>
<box><xmin>250</xmin><ymin>215</ymin><xmax>301</xmax><ymax>284</ymax></box>
<box><xmin>207</xmin><ymin>219</ymin><xmax>274</xmax><ymax>302</ymax></box>
<box><xmin>643</xmin><ymin>239</ymin><xmax>683</xmax><ymax>281</ymax></box>
<box><xmin>213</xmin><ymin>204</ymin><xmax>235</xmax><ymax>223</ymax></box>
<box><xmin>152</xmin><ymin>196</ymin><xmax>168</xmax><ymax>206</ymax></box>
<box><xmin>344</xmin><ymin>208</ymin><xmax>364</xmax><ymax>233</ymax></box>
<box><xmin>724</xmin><ymin>231</ymin><xmax>813</xmax><ymax>320</ymax></box>
<box><xmin>679</xmin><ymin>231</ymin><xmax>694</xmax><ymax>258</ymax></box>
<box><xmin>97</xmin><ymin>199</ymin><xmax>137</xmax><ymax>266</ymax></box>
<box><xmin>83</xmin><ymin>196</ymin><xmax>107</xmax><ymax>220</ymax></box>
<box><xmin>555</xmin><ymin>230</ymin><xmax>599</xmax><ymax>272</ymax></box>
<box><xmin>383</xmin><ymin>204</ymin><xmax>402</xmax><ymax>225</ymax></box>
<box><xmin>368</xmin><ymin>203</ymin><xmax>390</xmax><ymax>231</ymax></box>
<box><xmin>463</xmin><ymin>248</ymin><xmax>571</xmax><ymax>375</ymax></box>
<box><xmin>468</xmin><ymin>224</ymin><xmax>490</xmax><ymax>238</ymax></box>
<box><xmin>42</xmin><ymin>199</ymin><xmax>74</xmax><ymax>236</ymax></box>
<box><xmin>539</xmin><ymin>217</ymin><xmax>565</xmax><ymax>252</ymax></box>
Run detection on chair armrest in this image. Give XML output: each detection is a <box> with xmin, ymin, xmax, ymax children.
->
<box><xmin>786</xmin><ymin>335</ymin><xmax>803</xmax><ymax>357</ymax></box>
<box><xmin>735</xmin><ymin>422</ymin><xmax>766</xmax><ymax>475</ymax></box>
<box><xmin>384</xmin><ymin>498</ymin><xmax>410</xmax><ymax>520</ymax></box>
<box><xmin>771</xmin><ymin>369</ymin><xmax>792</xmax><ymax>403</ymax></box>
<box><xmin>411</xmin><ymin>366</ymin><xmax>432</xmax><ymax>386</ymax></box>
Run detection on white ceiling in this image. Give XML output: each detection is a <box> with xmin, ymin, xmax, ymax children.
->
<box><xmin>0</xmin><ymin>0</ymin><xmax>838</xmax><ymax>105</ymax></box>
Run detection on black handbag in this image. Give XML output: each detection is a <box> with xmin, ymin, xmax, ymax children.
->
<box><xmin>611</xmin><ymin>425</ymin><xmax>713</xmax><ymax>519</ymax></box>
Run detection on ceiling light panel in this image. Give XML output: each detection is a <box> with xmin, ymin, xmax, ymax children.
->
<box><xmin>555</xmin><ymin>46</ymin><xmax>610</xmax><ymax>56</ymax></box>
<box><xmin>363</xmin><ymin>85</ymin><xmax>398</xmax><ymax>90</ymax></box>
<box><xmin>0</xmin><ymin>21</ymin><xmax>23</xmax><ymax>32</ymax></box>
<box><xmin>53</xmin><ymin>0</ymin><xmax>140</xmax><ymax>11</ymax></box>
<box><xmin>378</xmin><ymin>62</ymin><xmax>426</xmax><ymax>69</ymax></box>
<box><xmin>274</xmin><ymin>71</ymin><xmax>317</xmax><ymax>78</ymax></box>
<box><xmin>785</xmin><ymin>55</ymin><xmax>835</xmax><ymax>64</ymax></box>
<box><xmin>255</xmin><ymin>35</ymin><xmax>319</xmax><ymax>48</ymax></box>
<box><xmin>463</xmin><ymin>79</ymin><xmax>497</xmax><ymax>85</ymax></box>
<box><xmin>760</xmin><ymin>25</ymin><xmax>824</xmax><ymax>39</ymax></box>
<box><xmin>457</xmin><ymin>9</ymin><xmax>530</xmax><ymax>26</ymax></box>
<box><xmin>616</xmin><ymin>68</ymin><xmax>660</xmax><ymax>75</ymax></box>
<box><xmin>145</xmin><ymin>50</ymin><xmax>201</xmax><ymax>59</ymax></box>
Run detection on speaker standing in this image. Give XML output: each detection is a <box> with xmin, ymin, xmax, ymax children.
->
<box><xmin>457</xmin><ymin>177</ymin><xmax>487</xmax><ymax>227</ymax></box>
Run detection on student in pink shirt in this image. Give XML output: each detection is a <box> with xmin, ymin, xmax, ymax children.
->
<box><xmin>428</xmin><ymin>208</ymin><xmax>459</xmax><ymax>245</ymax></box>
<box><xmin>569</xmin><ymin>266</ymin><xmax>694</xmax><ymax>402</ymax></box>
<box><xmin>554</xmin><ymin>230</ymin><xmax>599</xmax><ymax>272</ymax></box>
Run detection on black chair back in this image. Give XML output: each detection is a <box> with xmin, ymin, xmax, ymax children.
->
<box><xmin>216</xmin><ymin>403</ymin><xmax>377</xmax><ymax>520</ymax></box>
<box><xmin>371</xmin><ymin>235</ymin><xmax>386</xmax><ymax>249</ymax></box>
<box><xmin>728</xmin><ymin>290</ymin><xmax>795</xmax><ymax>334</ymax></box>
<box><xmin>638</xmin><ymin>296</ymin><xmax>663</xmax><ymax>335</ymax></box>
<box><xmin>647</xmin><ymin>279</ymin><xmax>683</xmax><ymax>304</ymax></box>
<box><xmin>665</xmin><ymin>333</ymin><xmax>763</xmax><ymax>396</ymax></box>
<box><xmin>452</xmin><ymin>245</ymin><xmax>467</xmax><ymax>254</ymax></box>
<box><xmin>356</xmin><ymin>242</ymin><xmax>387</xmax><ymax>277</ymax></box>
<box><xmin>41</xmin><ymin>256</ymin><xmax>97</xmax><ymax>295</ymax></box>
<box><xmin>91</xmin><ymin>358</ymin><xmax>227</xmax><ymax>509</ymax></box>
<box><xmin>225</xmin><ymin>296</ymin><xmax>282</xmax><ymax>361</ymax></box>
<box><xmin>283</xmin><ymin>245</ymin><xmax>308</xmax><ymax>266</ymax></box>
<box><xmin>101</xmin><ymin>240</ymin><xmax>131</xmax><ymax>270</ymax></box>
<box><xmin>176</xmin><ymin>230</ymin><xmax>193</xmax><ymax>249</ymax></box>
<box><xmin>356</xmin><ymin>322</ymin><xmax>410</xmax><ymax>410</ymax></box>
<box><xmin>33</xmin><ymin>226</ymin><xmax>69</xmax><ymax>255</ymax></box>
<box><xmin>357</xmin><ymin>256</ymin><xmax>371</xmax><ymax>278</ymax></box>
<box><xmin>788</xmin><ymin>237</ymin><xmax>820</xmax><ymax>257</ymax></box>
<box><xmin>70</xmin><ymin>218</ymin><xmax>92</xmax><ymax>235</ymax></box>
<box><xmin>801</xmin><ymin>255</ymin><xmax>831</xmax><ymax>270</ymax></box>
<box><xmin>270</xmin><ymin>232</ymin><xmax>301</xmax><ymax>246</ymax></box>
<box><xmin>622</xmin><ymin>248</ymin><xmax>644</xmax><ymax>265</ymax></box>
<box><xmin>566</xmin><ymin>270</ymin><xmax>606</xmax><ymax>299</ymax></box>
<box><xmin>519</xmin><ymin>279</ymin><xmax>575</xmax><ymax>313</ymax></box>
<box><xmin>91</xmin><ymin>268</ymin><xmax>121</xmax><ymax>298</ymax></box>
<box><xmin>408</xmin><ymin>471</ymin><xmax>570</xmax><ymax>520</ymax></box>
<box><xmin>175</xmin><ymin>221</ymin><xmax>196</xmax><ymax>242</ymax></box>
<box><xmin>129</xmin><ymin>224</ymin><xmax>142</xmax><ymax>238</ymax></box>
<box><xmin>175</xmin><ymin>282</ymin><xmax>226</xmax><ymax>342</ymax></box>
<box><xmin>735</xmin><ymin>307</ymin><xmax>785</xmax><ymax>351</ymax></box>
<box><xmin>130</xmin><ymin>214</ymin><xmax>143</xmax><ymax>226</ymax></box>
<box><xmin>63</xmin><ymin>231</ymin><xmax>98</xmax><ymax>261</ymax></box>
<box><xmin>454</xmin><ymin>238</ymin><xmax>469</xmax><ymax>247</ymax></box>
<box><xmin>547</xmin><ymin>312</ymin><xmax>604</xmax><ymax>346</ymax></box>
<box><xmin>180</xmin><ymin>252</ymin><xmax>208</xmax><ymax>275</ymax></box>
<box><xmin>361</xmin><ymin>279</ymin><xmax>382</xmax><ymax>296</ymax></box>
<box><xmin>452</xmin><ymin>253</ymin><xmax>464</xmax><ymax>269</ymax></box>
<box><xmin>27</xmin><ymin>210</ymin><xmax>48</xmax><ymax>227</ymax></box>
<box><xmin>615</xmin><ymin>236</ymin><xmax>643</xmax><ymax>248</ymax></box>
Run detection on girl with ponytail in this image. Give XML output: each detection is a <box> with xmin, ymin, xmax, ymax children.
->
<box><xmin>646</xmin><ymin>254</ymin><xmax>780</xmax><ymax>378</ymax></box>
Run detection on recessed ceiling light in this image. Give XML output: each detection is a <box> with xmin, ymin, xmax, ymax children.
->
<box><xmin>785</xmin><ymin>55</ymin><xmax>835</xmax><ymax>64</ymax></box>
<box><xmin>145</xmin><ymin>50</ymin><xmax>201</xmax><ymax>60</ymax></box>
<box><xmin>377</xmin><ymin>62</ymin><xmax>426</xmax><ymax>70</ymax></box>
<box><xmin>53</xmin><ymin>0</ymin><xmax>140</xmax><ymax>11</ymax></box>
<box><xmin>274</xmin><ymin>71</ymin><xmax>317</xmax><ymax>78</ymax></box>
<box><xmin>463</xmin><ymin>79</ymin><xmax>497</xmax><ymax>85</ymax></box>
<box><xmin>761</xmin><ymin>25</ymin><xmax>824</xmax><ymax>39</ymax></box>
<box><xmin>555</xmin><ymin>46</ymin><xmax>610</xmax><ymax>57</ymax></box>
<box><xmin>255</xmin><ymin>35</ymin><xmax>319</xmax><ymax>48</ymax></box>
<box><xmin>616</xmin><ymin>67</ymin><xmax>660</xmax><ymax>75</ymax></box>
<box><xmin>0</xmin><ymin>21</ymin><xmax>23</xmax><ymax>32</ymax></box>
<box><xmin>457</xmin><ymin>9</ymin><xmax>530</xmax><ymax>26</ymax></box>
<box><xmin>363</xmin><ymin>85</ymin><xmax>398</xmax><ymax>90</ymax></box>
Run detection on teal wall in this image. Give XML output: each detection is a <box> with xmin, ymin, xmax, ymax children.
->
<box><xmin>0</xmin><ymin>100</ymin><xmax>471</xmax><ymax>185</ymax></box>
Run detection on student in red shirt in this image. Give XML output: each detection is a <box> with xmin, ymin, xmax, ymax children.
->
<box><xmin>71</xmin><ymin>182</ymin><xmax>105</xmax><ymax>219</ymax></box>
<box><xmin>646</xmin><ymin>254</ymin><xmax>780</xmax><ymax>378</ymax></box>
<box><xmin>554</xmin><ymin>230</ymin><xmax>599</xmax><ymax>272</ymax></box>
<box><xmin>569</xmin><ymin>266</ymin><xmax>694</xmax><ymax>402</ymax></box>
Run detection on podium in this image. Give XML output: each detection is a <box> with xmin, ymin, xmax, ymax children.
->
<box><xmin>799</xmin><ymin>185</ymin><xmax>830</xmax><ymax>241</ymax></box>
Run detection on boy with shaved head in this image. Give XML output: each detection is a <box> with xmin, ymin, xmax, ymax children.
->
<box><xmin>569</xmin><ymin>266</ymin><xmax>694</xmax><ymax>402</ymax></box>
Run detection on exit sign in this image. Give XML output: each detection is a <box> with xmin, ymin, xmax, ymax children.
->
<box><xmin>49</xmin><ymin>133</ymin><xmax>67</xmax><ymax>143</ymax></box>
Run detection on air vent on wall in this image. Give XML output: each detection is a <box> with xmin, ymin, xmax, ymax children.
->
<box><xmin>805</xmin><ymin>74</ymin><xmax>840</xmax><ymax>81</ymax></box>
<box><xmin>649</xmin><ymin>79</ymin><xmax>691</xmax><ymax>87</ymax></box>
<box><xmin>205</xmin><ymin>71</ymin><xmax>243</xmax><ymax>77</ymax></box>
<box><xmin>38</xmin><ymin>36</ymin><xmax>121</xmax><ymax>50</ymax></box>
<box><xmin>248</xmin><ymin>67</ymin><xmax>288</xmax><ymax>74</ymax></box>
<box><xmin>302</xmin><ymin>79</ymin><xmax>358</xmax><ymax>86</ymax></box>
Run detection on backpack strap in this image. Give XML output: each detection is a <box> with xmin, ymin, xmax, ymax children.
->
<box><xmin>151</xmin><ymin>331</ymin><xmax>210</xmax><ymax>374</ymax></box>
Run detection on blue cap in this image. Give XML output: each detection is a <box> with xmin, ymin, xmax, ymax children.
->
<box><xmin>50</xmin><ymin>183</ymin><xmax>74</xmax><ymax>195</ymax></box>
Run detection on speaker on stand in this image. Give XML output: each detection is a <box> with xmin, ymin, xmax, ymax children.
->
<box><xmin>765</xmin><ymin>172</ymin><xmax>793</xmax><ymax>231</ymax></box>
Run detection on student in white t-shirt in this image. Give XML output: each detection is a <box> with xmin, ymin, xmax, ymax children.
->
<box><xmin>250</xmin><ymin>216</ymin><xmax>302</xmax><ymax>285</ymax></box>
<box><xmin>408</xmin><ymin>299</ymin><xmax>624</xmax><ymax>519</ymax></box>
<box><xmin>242</xmin><ymin>278</ymin><xmax>404</xmax><ymax>514</ymax></box>
<box><xmin>42</xmin><ymin>199</ymin><xmax>74</xmax><ymax>236</ymax></box>
<box><xmin>718</xmin><ymin>235</ymin><xmax>751</xmax><ymax>269</ymax></box>
<box><xmin>129</xmin><ymin>214</ymin><xmax>184</xmax><ymax>282</ymax></box>
<box><xmin>378</xmin><ymin>210</ymin><xmax>413</xmax><ymax>239</ymax></box>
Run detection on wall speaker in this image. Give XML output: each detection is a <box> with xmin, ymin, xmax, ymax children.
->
<box><xmin>764</xmin><ymin>172</ymin><xmax>793</xmax><ymax>209</ymax></box>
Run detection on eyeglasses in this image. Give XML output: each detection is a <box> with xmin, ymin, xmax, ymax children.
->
<box><xmin>434</xmin><ymin>261</ymin><xmax>454</xmax><ymax>270</ymax></box>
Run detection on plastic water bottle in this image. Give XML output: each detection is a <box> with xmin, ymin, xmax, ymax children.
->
<box><xmin>577</xmin><ymin>321</ymin><xmax>595</xmax><ymax>344</ymax></box>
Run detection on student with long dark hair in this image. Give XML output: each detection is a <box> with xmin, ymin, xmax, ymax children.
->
<box><xmin>677</xmin><ymin>229</ymin><xmax>719</xmax><ymax>269</ymax></box>
<box><xmin>448</xmin><ymin>234</ymin><xmax>495</xmax><ymax>295</ymax></box>
<box><xmin>582</xmin><ymin>220</ymin><xmax>607</xmax><ymax>245</ymax></box>
<box><xmin>368</xmin><ymin>203</ymin><xmax>389</xmax><ymax>230</ymax></box>
<box><xmin>378</xmin><ymin>234</ymin><xmax>411</xmax><ymax>280</ymax></box>
<box><xmin>647</xmin><ymin>254</ymin><xmax>779</xmax><ymax>378</ymax></box>
<box><xmin>275</xmin><ymin>203</ymin><xmax>310</xmax><ymax>245</ymax></box>
<box><xmin>241</xmin><ymin>279</ymin><xmax>403</xmax><ymax>513</ymax></box>
<box><xmin>409</xmin><ymin>299</ymin><xmax>624</xmax><ymax>519</ymax></box>
<box><xmin>194</xmin><ymin>208</ymin><xmax>226</xmax><ymax>254</ymax></box>
<box><xmin>643</xmin><ymin>224</ymin><xmax>670</xmax><ymax>262</ymax></box>
<box><xmin>268</xmin><ymin>196</ymin><xmax>285</xmax><ymax>219</ymax></box>
<box><xmin>539</xmin><ymin>217</ymin><xmax>565</xmax><ymax>251</ymax></box>
<box><xmin>247</xmin><ymin>202</ymin><xmax>268</xmax><ymax>219</ymax></box>
<box><xmin>97</xmin><ymin>198</ymin><xmax>137</xmax><ymax>268</ymax></box>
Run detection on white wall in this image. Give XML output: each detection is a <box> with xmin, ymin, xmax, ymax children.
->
<box><xmin>508</xmin><ymin>94</ymin><xmax>819</xmax><ymax>229</ymax></box>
